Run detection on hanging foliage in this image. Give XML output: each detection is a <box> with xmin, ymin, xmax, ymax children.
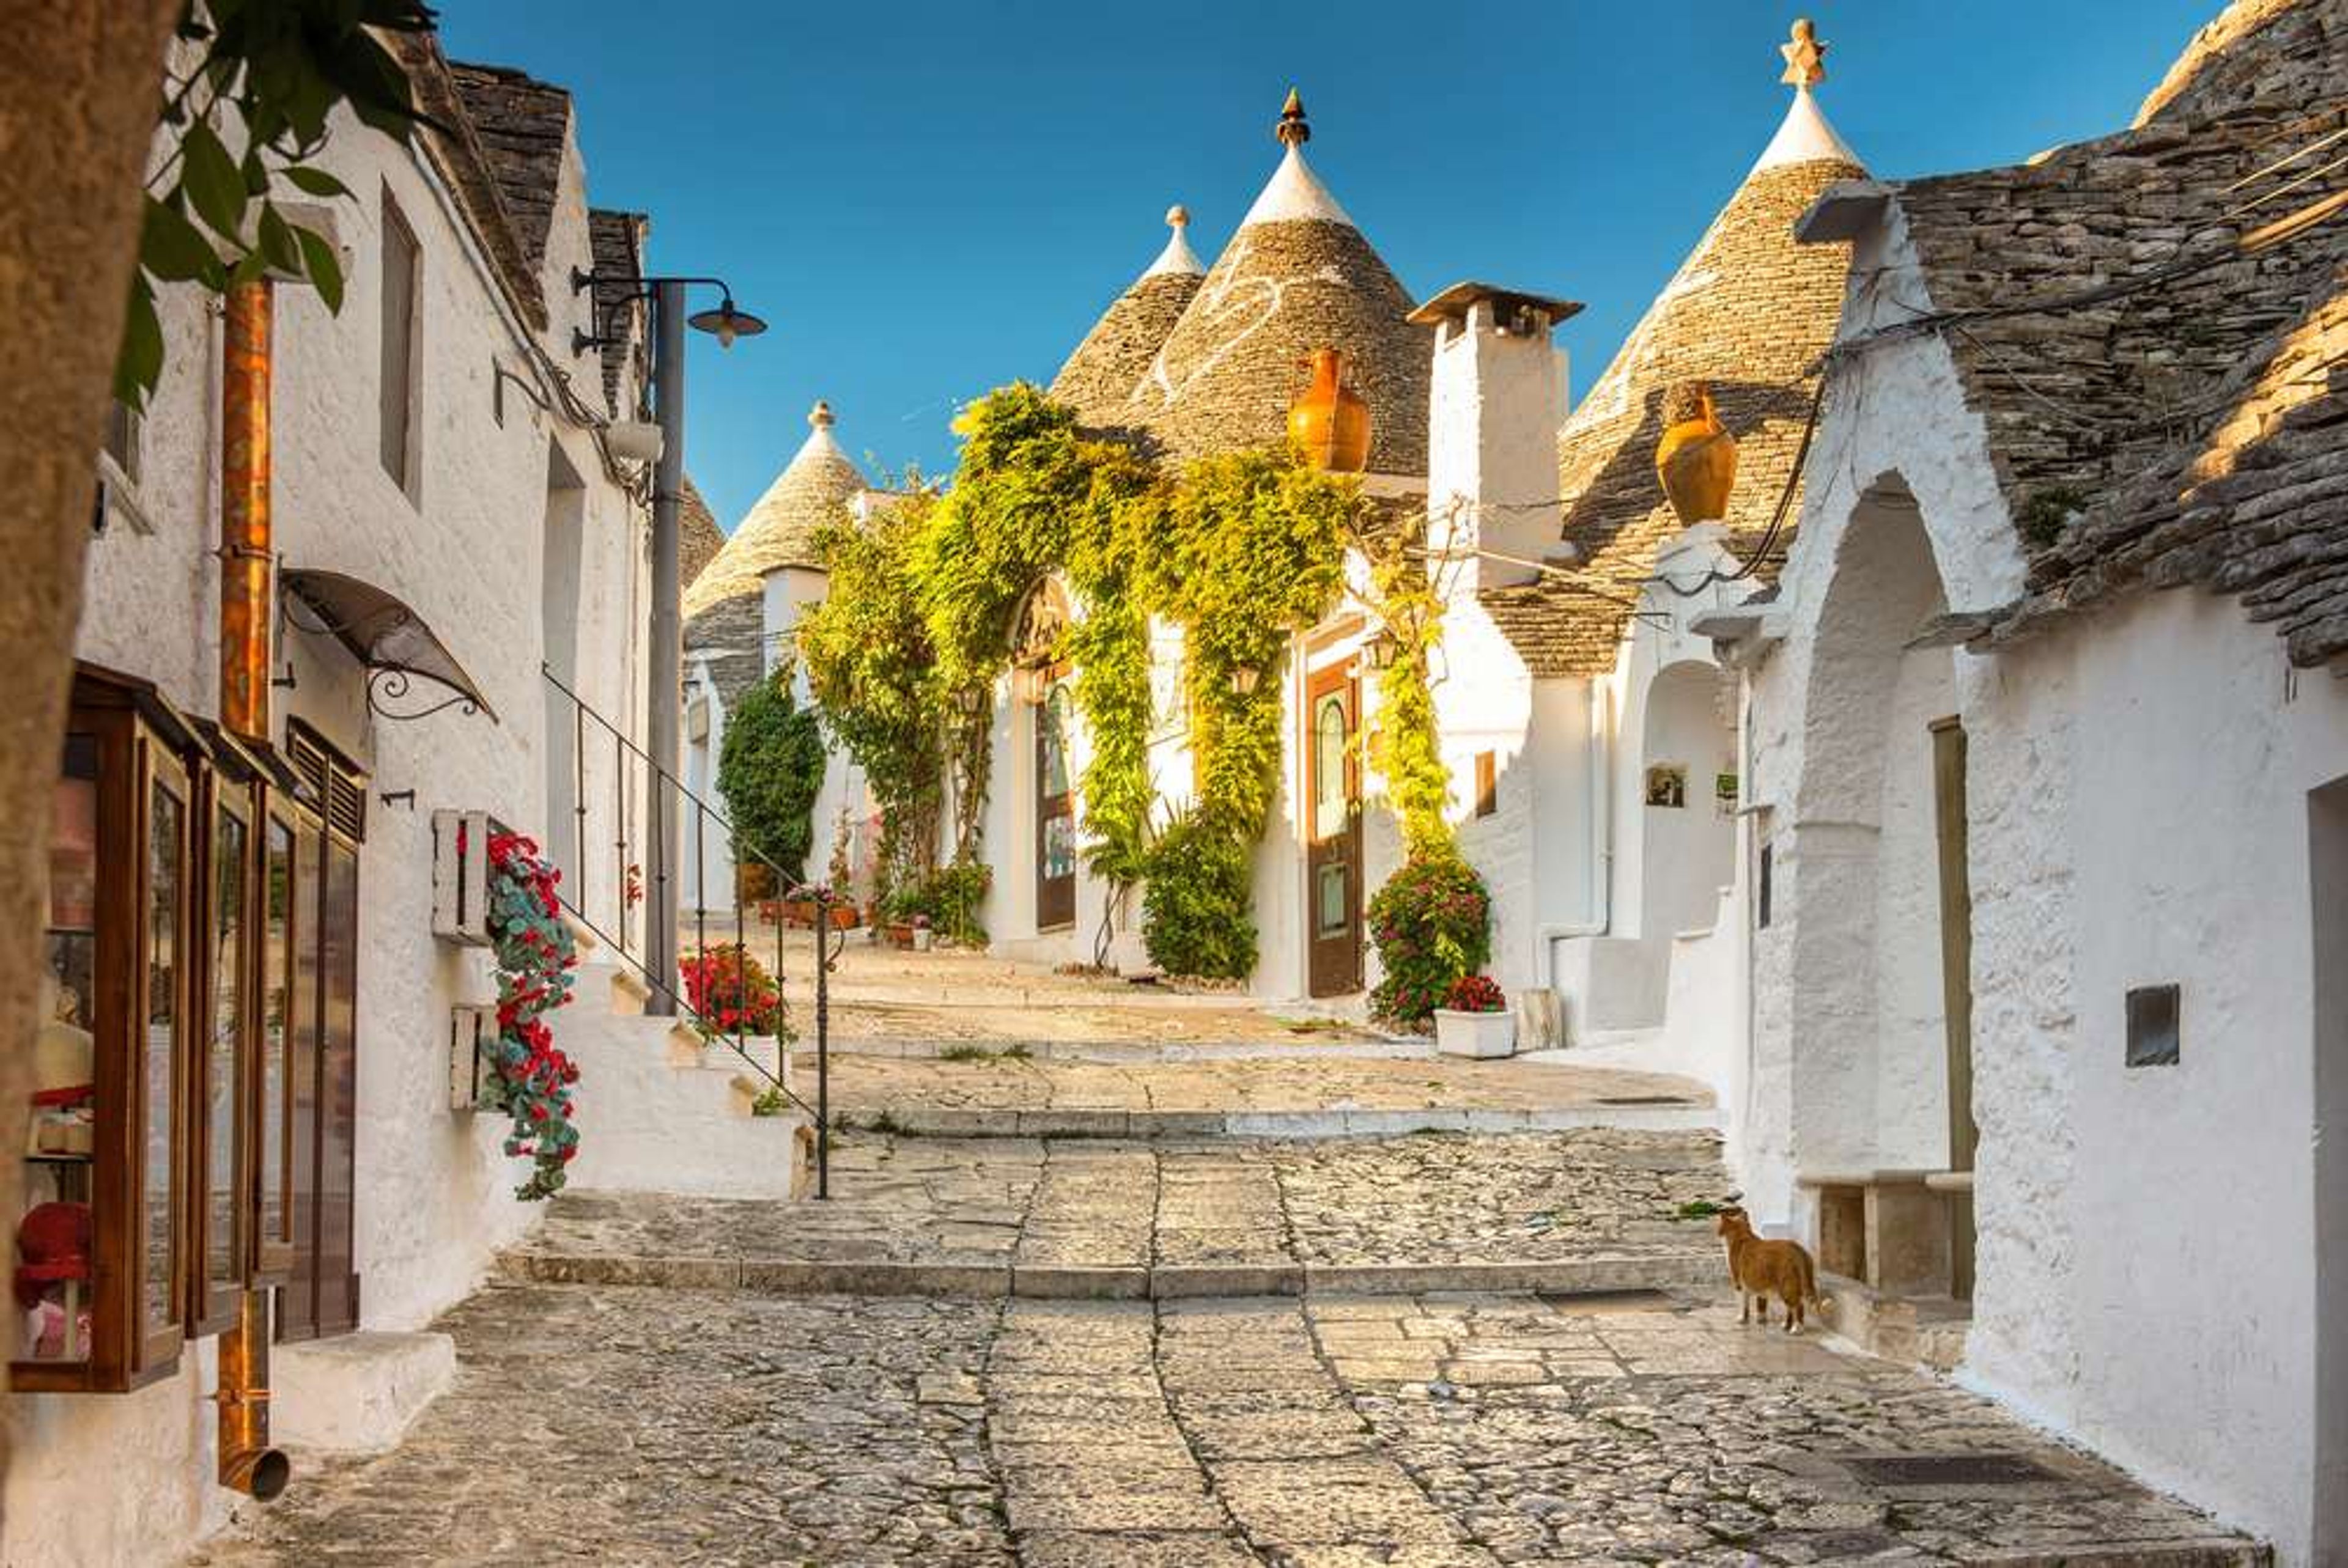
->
<box><xmin>1362</xmin><ymin>536</ymin><xmax>1455</xmax><ymax>859</ymax></box>
<box><xmin>797</xmin><ymin>488</ymin><xmax>946</xmax><ymax>896</ymax></box>
<box><xmin>1133</xmin><ymin>447</ymin><xmax>1356</xmax><ymax>976</ymax></box>
<box><xmin>482</xmin><ymin>831</ymin><xmax>581</xmax><ymax>1200</ymax></box>
<box><xmin>801</xmin><ymin>382</ymin><xmax>1359</xmax><ymax>980</ymax></box>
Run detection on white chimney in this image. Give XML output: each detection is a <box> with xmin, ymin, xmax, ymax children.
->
<box><xmin>1411</xmin><ymin>282</ymin><xmax>1579</xmax><ymax>594</ymax></box>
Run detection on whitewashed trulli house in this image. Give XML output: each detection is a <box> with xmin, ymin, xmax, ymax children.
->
<box><xmin>979</xmin><ymin>92</ymin><xmax>1437</xmax><ymax>993</ymax></box>
<box><xmin>1400</xmin><ymin>24</ymin><xmax>1865</xmax><ymax>1057</ymax></box>
<box><xmin>1705</xmin><ymin>0</ymin><xmax>2348</xmax><ymax>1556</ymax></box>
<box><xmin>682</xmin><ymin>401</ymin><xmax>881</xmax><ymax>911</ymax></box>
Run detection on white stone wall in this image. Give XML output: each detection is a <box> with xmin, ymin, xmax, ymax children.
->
<box><xmin>1748</xmin><ymin>199</ymin><xmax>2348</xmax><ymax>1562</ymax></box>
<box><xmin>13</xmin><ymin>98</ymin><xmax>649</xmax><ymax>1567</ymax></box>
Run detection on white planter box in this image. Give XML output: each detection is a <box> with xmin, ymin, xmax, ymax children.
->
<box><xmin>432</xmin><ymin>809</ymin><xmax>493</xmax><ymax>946</ymax></box>
<box><xmin>1434</xmin><ymin>1008</ymin><xmax>1515</xmax><ymax>1059</ymax></box>
<box><xmin>911</xmin><ymin>929</ymin><xmax>934</xmax><ymax>952</ymax></box>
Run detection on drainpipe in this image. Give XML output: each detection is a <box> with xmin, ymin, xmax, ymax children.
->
<box><xmin>219</xmin><ymin>278</ymin><xmax>273</xmax><ymax>741</ymax></box>
<box><xmin>213</xmin><ymin>276</ymin><xmax>290</xmax><ymax>1498</ymax></box>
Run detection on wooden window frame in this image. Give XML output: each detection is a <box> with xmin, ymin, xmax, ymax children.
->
<box><xmin>378</xmin><ymin>186</ymin><xmax>422</xmax><ymax>498</ymax></box>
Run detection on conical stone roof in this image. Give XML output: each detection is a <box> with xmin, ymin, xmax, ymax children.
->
<box><xmin>683</xmin><ymin>401</ymin><xmax>865</xmax><ymax>620</ymax></box>
<box><xmin>1120</xmin><ymin>92</ymin><xmax>1433</xmax><ymax>475</ymax></box>
<box><xmin>1052</xmin><ymin>206</ymin><xmax>1206</xmax><ymax>425</ymax></box>
<box><xmin>1483</xmin><ymin>25</ymin><xmax>1869</xmax><ymax>677</ymax></box>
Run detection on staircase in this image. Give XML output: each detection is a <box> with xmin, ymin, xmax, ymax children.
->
<box><xmin>550</xmin><ymin>927</ymin><xmax>808</xmax><ymax>1201</ymax></box>
<box><xmin>536</xmin><ymin>666</ymin><xmax>825</xmax><ymax>1202</ymax></box>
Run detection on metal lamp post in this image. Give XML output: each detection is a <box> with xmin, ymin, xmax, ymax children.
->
<box><xmin>574</xmin><ymin>269</ymin><xmax>767</xmax><ymax>1014</ymax></box>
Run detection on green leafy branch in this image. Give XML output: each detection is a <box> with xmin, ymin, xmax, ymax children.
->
<box><xmin>120</xmin><ymin>0</ymin><xmax>441</xmax><ymax>408</ymax></box>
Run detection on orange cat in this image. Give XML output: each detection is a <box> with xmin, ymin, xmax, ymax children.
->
<box><xmin>1715</xmin><ymin>1207</ymin><xmax>1821</xmax><ymax>1333</ymax></box>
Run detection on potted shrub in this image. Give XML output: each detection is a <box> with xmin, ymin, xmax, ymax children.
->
<box><xmin>679</xmin><ymin>943</ymin><xmax>792</xmax><ymax>1078</ymax></box>
<box><xmin>1434</xmin><ymin>974</ymin><xmax>1514</xmax><ymax>1059</ymax></box>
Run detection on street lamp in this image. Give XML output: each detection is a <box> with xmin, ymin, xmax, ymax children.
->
<box><xmin>572</xmin><ymin>267</ymin><xmax>767</xmax><ymax>1017</ymax></box>
<box><xmin>685</xmin><ymin>296</ymin><xmax>767</xmax><ymax>348</ymax></box>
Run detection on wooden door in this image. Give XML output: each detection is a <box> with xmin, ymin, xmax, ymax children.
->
<box><xmin>1305</xmin><ymin>664</ymin><xmax>1363</xmax><ymax>997</ymax></box>
<box><xmin>1930</xmin><ymin>715</ymin><xmax>1977</xmax><ymax>1301</ymax></box>
<box><xmin>1035</xmin><ymin>677</ymin><xmax>1076</xmax><ymax>932</ymax></box>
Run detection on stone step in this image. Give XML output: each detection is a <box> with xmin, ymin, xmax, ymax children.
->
<box><xmin>840</xmin><ymin>1102</ymin><xmax>1719</xmax><ymax>1139</ymax></box>
<box><xmin>1818</xmin><ymin>1270</ymin><xmax>1972</xmax><ymax>1371</ymax></box>
<box><xmin>555</xmin><ymin>1004</ymin><xmax>807</xmax><ymax>1199</ymax></box>
<box><xmin>495</xmin><ymin>1248</ymin><xmax>1726</xmax><ymax>1301</ymax></box>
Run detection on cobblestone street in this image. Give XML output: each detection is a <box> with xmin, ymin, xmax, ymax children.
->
<box><xmin>186</xmin><ymin>952</ymin><xmax>2263</xmax><ymax>1566</ymax></box>
<box><xmin>193</xmin><ymin>1281</ymin><xmax>2254</xmax><ymax>1567</ymax></box>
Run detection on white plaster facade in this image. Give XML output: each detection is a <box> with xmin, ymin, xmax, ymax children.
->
<box><xmin>1732</xmin><ymin>194</ymin><xmax>2348</xmax><ymax>1565</ymax></box>
<box><xmin>9</xmin><ymin>70</ymin><xmax>660</xmax><ymax>1566</ymax></box>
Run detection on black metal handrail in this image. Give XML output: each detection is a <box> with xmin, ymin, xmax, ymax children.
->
<box><xmin>540</xmin><ymin>664</ymin><xmax>832</xmax><ymax>1193</ymax></box>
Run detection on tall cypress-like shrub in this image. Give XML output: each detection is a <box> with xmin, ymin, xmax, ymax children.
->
<box><xmin>718</xmin><ymin>671</ymin><xmax>827</xmax><ymax>888</ymax></box>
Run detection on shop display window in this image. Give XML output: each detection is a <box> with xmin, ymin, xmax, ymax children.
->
<box><xmin>17</xmin><ymin>668</ymin><xmax>365</xmax><ymax>1393</ymax></box>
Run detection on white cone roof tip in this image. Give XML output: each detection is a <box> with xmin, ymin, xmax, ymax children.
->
<box><xmin>1752</xmin><ymin>84</ymin><xmax>1863</xmax><ymax>174</ymax></box>
<box><xmin>792</xmin><ymin>399</ymin><xmax>849</xmax><ymax>465</ymax></box>
<box><xmin>1238</xmin><ymin>144</ymin><xmax>1357</xmax><ymax>230</ymax></box>
<box><xmin>1142</xmin><ymin>204</ymin><xmax>1206</xmax><ymax>278</ymax></box>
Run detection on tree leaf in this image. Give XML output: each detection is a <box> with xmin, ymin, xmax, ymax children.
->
<box><xmin>141</xmin><ymin>195</ymin><xmax>226</xmax><ymax>288</ymax></box>
<box><xmin>114</xmin><ymin>274</ymin><xmax>164</xmax><ymax>411</ymax></box>
<box><xmin>295</xmin><ymin>224</ymin><xmax>344</xmax><ymax>314</ymax></box>
<box><xmin>181</xmin><ymin>120</ymin><xmax>248</xmax><ymax>240</ymax></box>
<box><xmin>256</xmin><ymin>203</ymin><xmax>303</xmax><ymax>276</ymax></box>
<box><xmin>282</xmin><ymin>164</ymin><xmax>349</xmax><ymax>199</ymax></box>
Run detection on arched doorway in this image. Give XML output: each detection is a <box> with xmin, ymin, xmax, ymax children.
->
<box><xmin>1637</xmin><ymin>659</ymin><xmax>1736</xmax><ymax>944</ymax></box>
<box><xmin>1787</xmin><ymin>476</ymin><xmax>1974</xmax><ymax>1297</ymax></box>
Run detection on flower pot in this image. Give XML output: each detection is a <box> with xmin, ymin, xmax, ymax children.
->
<box><xmin>885</xmin><ymin>922</ymin><xmax>915</xmax><ymax>949</ymax></box>
<box><xmin>912</xmin><ymin>928</ymin><xmax>934</xmax><ymax>952</ymax></box>
<box><xmin>1434</xmin><ymin>1007</ymin><xmax>1515</xmax><ymax>1059</ymax></box>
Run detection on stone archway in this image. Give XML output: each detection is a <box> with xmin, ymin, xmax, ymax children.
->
<box><xmin>1785</xmin><ymin>477</ymin><xmax>1965</xmax><ymax>1183</ymax></box>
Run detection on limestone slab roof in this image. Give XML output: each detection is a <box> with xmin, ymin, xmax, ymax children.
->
<box><xmin>1112</xmin><ymin>99</ymin><xmax>1433</xmax><ymax>476</ymax></box>
<box><xmin>587</xmin><ymin>208</ymin><xmax>648</xmax><ymax>416</ymax></box>
<box><xmin>680</xmin><ymin>477</ymin><xmax>725</xmax><ymax>592</ymax></box>
<box><xmin>1488</xmin><ymin>78</ymin><xmax>1866</xmax><ymax>679</ymax></box>
<box><xmin>446</xmin><ymin>62</ymin><xmax>571</xmax><ymax>276</ymax></box>
<box><xmin>387</xmin><ymin>33</ymin><xmax>546</xmax><ymax>331</ymax></box>
<box><xmin>1887</xmin><ymin>0</ymin><xmax>2348</xmax><ymax>669</ymax></box>
<box><xmin>683</xmin><ymin>403</ymin><xmax>869</xmax><ymax>621</ymax></box>
<box><xmin>1052</xmin><ymin>208</ymin><xmax>1205</xmax><ymax>425</ymax></box>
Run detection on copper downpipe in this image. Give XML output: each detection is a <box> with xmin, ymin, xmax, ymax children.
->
<box><xmin>220</xmin><ymin>276</ymin><xmax>273</xmax><ymax>742</ymax></box>
<box><xmin>215</xmin><ymin>1289</ymin><xmax>289</xmax><ymax>1500</ymax></box>
<box><xmin>216</xmin><ymin>276</ymin><xmax>288</xmax><ymax>1500</ymax></box>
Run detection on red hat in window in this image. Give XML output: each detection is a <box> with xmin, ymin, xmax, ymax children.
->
<box><xmin>15</xmin><ymin>1202</ymin><xmax>92</xmax><ymax>1309</ymax></box>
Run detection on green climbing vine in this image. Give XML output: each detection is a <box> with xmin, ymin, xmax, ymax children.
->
<box><xmin>797</xmin><ymin>486</ymin><xmax>945</xmax><ymax>899</ymax></box>
<box><xmin>1361</xmin><ymin>535</ymin><xmax>1453</xmax><ymax>859</ymax></box>
<box><xmin>797</xmin><ymin>382</ymin><xmax>1362</xmax><ymax>979</ymax></box>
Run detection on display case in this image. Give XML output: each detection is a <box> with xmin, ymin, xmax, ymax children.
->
<box><xmin>20</xmin><ymin>671</ymin><xmax>198</xmax><ymax>1392</ymax></box>
<box><xmin>21</xmin><ymin>669</ymin><xmax>368</xmax><ymax>1391</ymax></box>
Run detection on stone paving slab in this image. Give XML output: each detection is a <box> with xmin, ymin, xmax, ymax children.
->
<box><xmin>501</xmin><ymin>1129</ymin><xmax>1733</xmax><ymax>1300</ymax></box>
<box><xmin>191</xmin><ymin>1283</ymin><xmax>2259</xmax><ymax>1566</ymax></box>
<box><xmin>803</xmin><ymin>1052</ymin><xmax>1715</xmax><ymax>1139</ymax></box>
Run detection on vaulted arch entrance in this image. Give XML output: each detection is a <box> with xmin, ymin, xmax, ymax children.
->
<box><xmin>1785</xmin><ymin>476</ymin><xmax>1974</xmax><ymax>1301</ymax></box>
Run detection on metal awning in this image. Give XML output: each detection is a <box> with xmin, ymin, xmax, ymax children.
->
<box><xmin>280</xmin><ymin>567</ymin><xmax>497</xmax><ymax>722</ymax></box>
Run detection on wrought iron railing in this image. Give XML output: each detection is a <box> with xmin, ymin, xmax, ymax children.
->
<box><xmin>540</xmin><ymin>664</ymin><xmax>835</xmax><ymax>1196</ymax></box>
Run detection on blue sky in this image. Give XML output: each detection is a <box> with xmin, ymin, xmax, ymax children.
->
<box><xmin>440</xmin><ymin>1</ymin><xmax>2220</xmax><ymax>530</ymax></box>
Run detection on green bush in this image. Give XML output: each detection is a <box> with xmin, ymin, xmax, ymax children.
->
<box><xmin>1140</xmin><ymin>811</ymin><xmax>1257</xmax><ymax>979</ymax></box>
<box><xmin>717</xmin><ymin>672</ymin><xmax>826</xmax><ymax>883</ymax></box>
<box><xmin>879</xmin><ymin>860</ymin><xmax>991</xmax><ymax>946</ymax></box>
<box><xmin>1367</xmin><ymin>853</ymin><xmax>1491</xmax><ymax>1031</ymax></box>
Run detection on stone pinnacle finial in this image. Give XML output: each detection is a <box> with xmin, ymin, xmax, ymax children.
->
<box><xmin>809</xmin><ymin>400</ymin><xmax>834</xmax><ymax>430</ymax></box>
<box><xmin>1780</xmin><ymin>18</ymin><xmax>1827</xmax><ymax>89</ymax></box>
<box><xmin>1276</xmin><ymin>87</ymin><xmax>1310</xmax><ymax>147</ymax></box>
<box><xmin>1167</xmin><ymin>204</ymin><xmax>1189</xmax><ymax>232</ymax></box>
